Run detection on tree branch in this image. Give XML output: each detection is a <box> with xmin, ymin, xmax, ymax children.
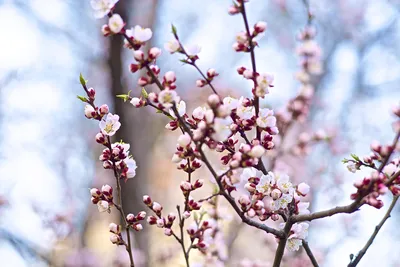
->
<box><xmin>348</xmin><ymin>195</ymin><xmax>399</xmax><ymax>267</ymax></box>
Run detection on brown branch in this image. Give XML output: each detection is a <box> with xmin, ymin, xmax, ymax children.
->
<box><xmin>302</xmin><ymin>240</ymin><xmax>319</xmax><ymax>267</ymax></box>
<box><xmin>272</xmin><ymin>220</ymin><xmax>293</xmax><ymax>267</ymax></box>
<box><xmin>348</xmin><ymin>195</ymin><xmax>399</xmax><ymax>267</ymax></box>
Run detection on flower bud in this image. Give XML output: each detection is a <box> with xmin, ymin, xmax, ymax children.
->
<box><xmin>99</xmin><ymin>104</ymin><xmax>109</xmax><ymax>115</ymax></box>
<box><xmin>134</xmin><ymin>50</ymin><xmax>145</xmax><ymax>61</ymax></box>
<box><xmin>110</xmin><ymin>234</ymin><xmax>121</xmax><ymax>244</ymax></box>
<box><xmin>109</xmin><ymin>223</ymin><xmax>120</xmax><ymax>234</ymax></box>
<box><xmin>152</xmin><ymin>202</ymin><xmax>163</xmax><ymax>213</ymax></box>
<box><xmin>130</xmin><ymin>63</ymin><xmax>140</xmax><ymax>73</ymax></box>
<box><xmin>249</xmin><ymin>145</ymin><xmax>265</xmax><ymax>158</ymax></box>
<box><xmin>90</xmin><ymin>188</ymin><xmax>101</xmax><ymax>197</ymax></box>
<box><xmin>247</xmin><ymin>208</ymin><xmax>256</xmax><ymax>217</ymax></box>
<box><xmin>208</xmin><ymin>94</ymin><xmax>220</xmax><ymax>107</ymax></box>
<box><xmin>136</xmin><ymin>211</ymin><xmax>146</xmax><ymax>220</ymax></box>
<box><xmin>84</xmin><ymin>105</ymin><xmax>96</xmax><ymax>119</ymax></box>
<box><xmin>133</xmin><ymin>223</ymin><xmax>143</xmax><ymax>231</ymax></box>
<box><xmin>271</xmin><ymin>189</ymin><xmax>282</xmax><ymax>200</ymax></box>
<box><xmin>193</xmin><ymin>179</ymin><xmax>204</xmax><ymax>189</ymax></box>
<box><xmin>183</xmin><ymin>211</ymin><xmax>191</xmax><ymax>219</ymax></box>
<box><xmin>271</xmin><ymin>214</ymin><xmax>280</xmax><ymax>221</ymax></box>
<box><xmin>254</xmin><ymin>21</ymin><xmax>267</xmax><ymax>33</ymax></box>
<box><xmin>177</xmin><ymin>133</ymin><xmax>191</xmax><ymax>147</ymax></box>
<box><xmin>143</xmin><ymin>195</ymin><xmax>152</xmax><ymax>206</ymax></box>
<box><xmin>156</xmin><ymin>218</ymin><xmax>165</xmax><ymax>228</ymax></box>
<box><xmin>297</xmin><ymin>182</ymin><xmax>310</xmax><ymax>196</ymax></box>
<box><xmin>196</xmin><ymin>79</ymin><xmax>206</xmax><ymax>87</ymax></box>
<box><xmin>147</xmin><ymin>215</ymin><xmax>157</xmax><ymax>225</ymax></box>
<box><xmin>164</xmin><ymin>228</ymin><xmax>172</xmax><ymax>236</ymax></box>
<box><xmin>149</xmin><ymin>47</ymin><xmax>162</xmax><ymax>60</ymax></box>
<box><xmin>88</xmin><ymin>87</ymin><xmax>96</xmax><ymax>100</ymax></box>
<box><xmin>167</xmin><ymin>213</ymin><xmax>176</xmax><ymax>222</ymax></box>
<box><xmin>164</xmin><ymin>71</ymin><xmax>176</xmax><ymax>83</ymax></box>
<box><xmin>95</xmin><ymin>132</ymin><xmax>106</xmax><ymax>144</ymax></box>
<box><xmin>207</xmin><ymin>68</ymin><xmax>218</xmax><ymax>78</ymax></box>
<box><xmin>101</xmin><ymin>184</ymin><xmax>113</xmax><ymax>196</ymax></box>
<box><xmin>180</xmin><ymin>181</ymin><xmax>192</xmax><ymax>192</ymax></box>
<box><xmin>238</xmin><ymin>195</ymin><xmax>251</xmax><ymax>208</ymax></box>
<box><xmin>126</xmin><ymin>213</ymin><xmax>135</xmax><ymax>223</ymax></box>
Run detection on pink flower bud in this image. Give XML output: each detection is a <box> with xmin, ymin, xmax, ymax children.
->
<box><xmin>271</xmin><ymin>214</ymin><xmax>280</xmax><ymax>221</ymax></box>
<box><xmin>143</xmin><ymin>195</ymin><xmax>152</xmax><ymax>206</ymax></box>
<box><xmin>136</xmin><ymin>211</ymin><xmax>146</xmax><ymax>220</ymax></box>
<box><xmin>164</xmin><ymin>71</ymin><xmax>176</xmax><ymax>83</ymax></box>
<box><xmin>183</xmin><ymin>211</ymin><xmax>191</xmax><ymax>219</ymax></box>
<box><xmin>228</xmin><ymin>5</ymin><xmax>240</xmax><ymax>15</ymax></box>
<box><xmin>193</xmin><ymin>179</ymin><xmax>204</xmax><ymax>189</ymax></box>
<box><xmin>130</xmin><ymin>97</ymin><xmax>143</xmax><ymax>107</ymax></box>
<box><xmin>152</xmin><ymin>202</ymin><xmax>163</xmax><ymax>213</ymax></box>
<box><xmin>245</xmin><ymin>182</ymin><xmax>256</xmax><ymax>193</ymax></box>
<box><xmin>95</xmin><ymin>132</ymin><xmax>106</xmax><ymax>144</ymax></box>
<box><xmin>147</xmin><ymin>215</ymin><xmax>157</xmax><ymax>225</ymax></box>
<box><xmin>101</xmin><ymin>184</ymin><xmax>113</xmax><ymax>196</ymax></box>
<box><xmin>177</xmin><ymin>133</ymin><xmax>191</xmax><ymax>147</ymax></box>
<box><xmin>88</xmin><ymin>87</ymin><xmax>96</xmax><ymax>100</ymax></box>
<box><xmin>254</xmin><ymin>21</ymin><xmax>267</xmax><ymax>33</ymax></box>
<box><xmin>149</xmin><ymin>47</ymin><xmax>162</xmax><ymax>60</ymax></box>
<box><xmin>90</xmin><ymin>188</ymin><xmax>101</xmax><ymax>197</ymax></box>
<box><xmin>254</xmin><ymin>200</ymin><xmax>264</xmax><ymax>210</ymax></box>
<box><xmin>84</xmin><ymin>105</ymin><xmax>96</xmax><ymax>119</ymax></box>
<box><xmin>99</xmin><ymin>104</ymin><xmax>109</xmax><ymax>115</ymax></box>
<box><xmin>156</xmin><ymin>218</ymin><xmax>165</xmax><ymax>228</ymax></box>
<box><xmin>238</xmin><ymin>195</ymin><xmax>251</xmax><ymax>207</ymax></box>
<box><xmin>180</xmin><ymin>181</ymin><xmax>192</xmax><ymax>192</ymax></box>
<box><xmin>110</xmin><ymin>234</ymin><xmax>120</xmax><ymax>244</ymax></box>
<box><xmin>138</xmin><ymin>76</ymin><xmax>150</xmax><ymax>86</ymax></box>
<box><xmin>133</xmin><ymin>223</ymin><xmax>143</xmax><ymax>231</ymax></box>
<box><xmin>249</xmin><ymin>145</ymin><xmax>265</xmax><ymax>158</ymax></box>
<box><xmin>208</xmin><ymin>94</ymin><xmax>220</xmax><ymax>107</ymax></box>
<box><xmin>133</xmin><ymin>50</ymin><xmax>145</xmax><ymax>62</ymax></box>
<box><xmin>207</xmin><ymin>68</ymin><xmax>218</xmax><ymax>78</ymax></box>
<box><xmin>164</xmin><ymin>228</ymin><xmax>172</xmax><ymax>236</ymax></box>
<box><xmin>247</xmin><ymin>208</ymin><xmax>256</xmax><ymax>217</ymax></box>
<box><xmin>196</xmin><ymin>79</ymin><xmax>206</xmax><ymax>87</ymax></box>
<box><xmin>271</xmin><ymin>189</ymin><xmax>282</xmax><ymax>200</ymax></box>
<box><xmin>126</xmin><ymin>213</ymin><xmax>135</xmax><ymax>223</ymax></box>
<box><xmin>103</xmin><ymin>160</ymin><xmax>112</xmax><ymax>169</ymax></box>
<box><xmin>109</xmin><ymin>223</ymin><xmax>120</xmax><ymax>234</ymax></box>
<box><xmin>237</xmin><ymin>66</ymin><xmax>246</xmax><ymax>75</ymax></box>
<box><xmin>168</xmin><ymin>213</ymin><xmax>176</xmax><ymax>222</ymax></box>
<box><xmin>243</xmin><ymin>69</ymin><xmax>254</xmax><ymax>79</ymax></box>
<box><xmin>297</xmin><ymin>182</ymin><xmax>310</xmax><ymax>196</ymax></box>
<box><xmin>130</xmin><ymin>63</ymin><xmax>141</xmax><ymax>73</ymax></box>
<box><xmin>101</xmin><ymin>25</ymin><xmax>111</xmax><ymax>36</ymax></box>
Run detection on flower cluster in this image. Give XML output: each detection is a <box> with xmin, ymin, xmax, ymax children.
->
<box><xmin>143</xmin><ymin>195</ymin><xmax>178</xmax><ymax>236</ymax></box>
<box><xmin>90</xmin><ymin>185</ymin><xmax>114</xmax><ymax>213</ymax></box>
<box><xmin>239</xmin><ymin>169</ymin><xmax>310</xmax><ymax>222</ymax></box>
<box><xmin>282</xmin><ymin>222</ymin><xmax>309</xmax><ymax>251</ymax></box>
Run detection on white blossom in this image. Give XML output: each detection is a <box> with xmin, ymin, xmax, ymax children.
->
<box><xmin>185</xmin><ymin>44</ymin><xmax>201</xmax><ymax>56</ymax></box>
<box><xmin>99</xmin><ymin>113</ymin><xmax>121</xmax><ymax>136</ymax></box>
<box><xmin>97</xmin><ymin>200</ymin><xmax>109</xmax><ymax>212</ymax></box>
<box><xmin>256</xmin><ymin>173</ymin><xmax>275</xmax><ymax>195</ymax></box>
<box><xmin>127</xmin><ymin>25</ymin><xmax>153</xmax><ymax>42</ymax></box>
<box><xmin>90</xmin><ymin>0</ymin><xmax>119</xmax><ymax>18</ymax></box>
<box><xmin>223</xmin><ymin>96</ymin><xmax>239</xmax><ymax>111</ymax></box>
<box><xmin>169</xmin><ymin>100</ymin><xmax>186</xmax><ymax>118</ymax></box>
<box><xmin>158</xmin><ymin>90</ymin><xmax>179</xmax><ymax>108</ymax></box>
<box><xmin>192</xmin><ymin>106</ymin><xmax>207</xmax><ymax>120</ymax></box>
<box><xmin>164</xmin><ymin>39</ymin><xmax>180</xmax><ymax>53</ymax></box>
<box><xmin>256</xmin><ymin>108</ymin><xmax>276</xmax><ymax>128</ymax></box>
<box><xmin>125</xmin><ymin>158</ymin><xmax>137</xmax><ymax>178</ymax></box>
<box><xmin>346</xmin><ymin>161</ymin><xmax>358</xmax><ymax>173</ymax></box>
<box><xmin>108</xmin><ymin>14</ymin><xmax>124</xmax><ymax>33</ymax></box>
<box><xmin>212</xmin><ymin>117</ymin><xmax>232</xmax><ymax>141</ymax></box>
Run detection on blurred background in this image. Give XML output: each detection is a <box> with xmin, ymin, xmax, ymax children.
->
<box><xmin>0</xmin><ymin>0</ymin><xmax>400</xmax><ymax>266</ymax></box>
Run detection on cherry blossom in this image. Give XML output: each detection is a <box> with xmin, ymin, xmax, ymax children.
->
<box><xmin>99</xmin><ymin>113</ymin><xmax>121</xmax><ymax>136</ymax></box>
<box><xmin>90</xmin><ymin>0</ymin><xmax>119</xmax><ymax>18</ymax></box>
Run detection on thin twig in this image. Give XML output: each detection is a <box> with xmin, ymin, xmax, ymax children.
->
<box><xmin>348</xmin><ymin>196</ymin><xmax>399</xmax><ymax>267</ymax></box>
<box><xmin>302</xmin><ymin>240</ymin><xmax>319</xmax><ymax>267</ymax></box>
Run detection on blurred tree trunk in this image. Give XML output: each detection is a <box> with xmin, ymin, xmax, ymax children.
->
<box><xmin>108</xmin><ymin>1</ymin><xmax>159</xmax><ymax>266</ymax></box>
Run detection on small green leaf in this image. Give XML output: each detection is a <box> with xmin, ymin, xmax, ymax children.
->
<box><xmin>79</xmin><ymin>73</ymin><xmax>87</xmax><ymax>87</ymax></box>
<box><xmin>342</xmin><ymin>158</ymin><xmax>349</xmax><ymax>164</ymax></box>
<box><xmin>351</xmin><ymin>154</ymin><xmax>360</xmax><ymax>161</ymax></box>
<box><xmin>116</xmin><ymin>94</ymin><xmax>129</xmax><ymax>102</ymax></box>
<box><xmin>141</xmin><ymin>88</ymin><xmax>148</xmax><ymax>99</ymax></box>
<box><xmin>77</xmin><ymin>95</ymin><xmax>88</xmax><ymax>103</ymax></box>
<box><xmin>171</xmin><ymin>24</ymin><xmax>178</xmax><ymax>37</ymax></box>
